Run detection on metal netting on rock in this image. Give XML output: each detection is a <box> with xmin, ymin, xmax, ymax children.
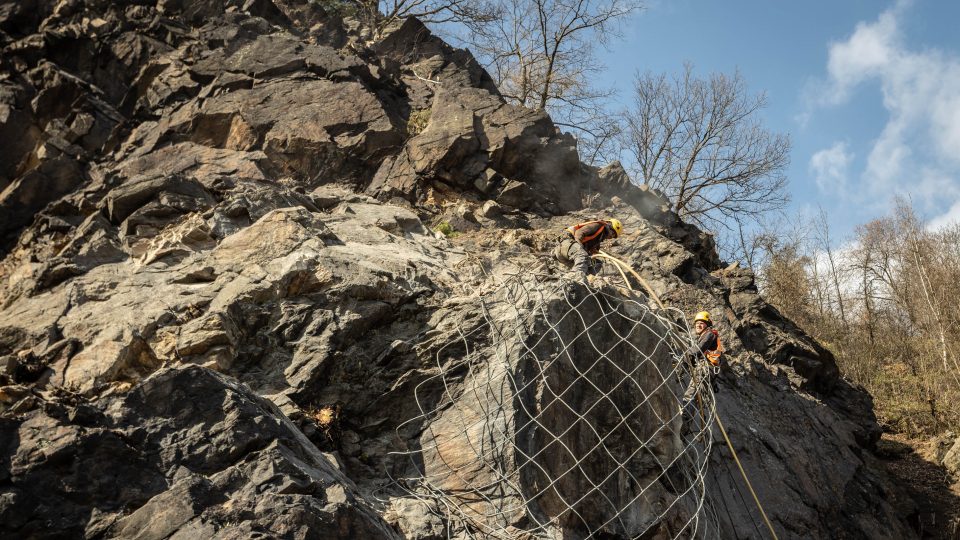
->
<box><xmin>388</xmin><ymin>274</ymin><xmax>718</xmax><ymax>539</ymax></box>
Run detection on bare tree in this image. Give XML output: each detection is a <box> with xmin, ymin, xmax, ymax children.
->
<box><xmin>334</xmin><ymin>0</ymin><xmax>499</xmax><ymax>38</ymax></box>
<box><xmin>812</xmin><ymin>208</ymin><xmax>849</xmax><ymax>332</ymax></box>
<box><xmin>622</xmin><ymin>64</ymin><xmax>790</xmax><ymax>236</ymax></box>
<box><xmin>892</xmin><ymin>201</ymin><xmax>960</xmax><ymax>395</ymax></box>
<box><xmin>759</xmin><ymin>200</ymin><xmax>960</xmax><ymax>434</ymax></box>
<box><xmin>461</xmin><ymin>0</ymin><xmax>641</xmax><ymax>163</ymax></box>
<box><xmin>737</xmin><ymin>211</ymin><xmax>804</xmax><ymax>272</ymax></box>
<box><xmin>755</xmin><ymin>232</ymin><xmax>816</xmax><ymax>328</ymax></box>
<box><xmin>733</xmin><ymin>220</ymin><xmax>765</xmax><ymax>271</ymax></box>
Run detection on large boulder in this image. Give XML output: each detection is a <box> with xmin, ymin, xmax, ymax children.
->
<box><xmin>395</xmin><ymin>278</ymin><xmax>692</xmax><ymax>538</ymax></box>
<box><xmin>368</xmin><ymin>85</ymin><xmax>588</xmax><ymax>214</ymax></box>
<box><xmin>371</xmin><ymin>17</ymin><xmax>500</xmax><ymax>105</ymax></box>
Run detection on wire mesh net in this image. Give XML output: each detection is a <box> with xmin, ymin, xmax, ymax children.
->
<box><xmin>388</xmin><ymin>273</ymin><xmax>718</xmax><ymax>539</ymax></box>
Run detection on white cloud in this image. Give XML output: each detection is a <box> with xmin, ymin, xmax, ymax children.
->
<box><xmin>928</xmin><ymin>200</ymin><xmax>960</xmax><ymax>231</ymax></box>
<box><xmin>929</xmin><ymin>70</ymin><xmax>960</xmax><ymax>163</ymax></box>
<box><xmin>822</xmin><ymin>8</ymin><xmax>899</xmax><ymax>105</ymax></box>
<box><xmin>862</xmin><ymin>123</ymin><xmax>909</xmax><ymax>188</ymax></box>
<box><xmin>809</xmin><ymin>141</ymin><xmax>853</xmax><ymax>193</ymax></box>
<box><xmin>912</xmin><ymin>166</ymin><xmax>958</xmax><ymax>204</ymax></box>
<box><xmin>807</xmin><ymin>1</ymin><xmax>960</xmax><ymax>221</ymax></box>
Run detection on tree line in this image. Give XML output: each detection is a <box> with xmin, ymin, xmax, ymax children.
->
<box><xmin>756</xmin><ymin>200</ymin><xmax>960</xmax><ymax>435</ymax></box>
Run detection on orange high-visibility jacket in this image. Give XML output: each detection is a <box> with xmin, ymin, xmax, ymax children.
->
<box><xmin>704</xmin><ymin>328</ymin><xmax>723</xmax><ymax>366</ymax></box>
<box><xmin>565</xmin><ymin>221</ymin><xmax>613</xmax><ymax>254</ymax></box>
<box><xmin>688</xmin><ymin>327</ymin><xmax>723</xmax><ymax>366</ymax></box>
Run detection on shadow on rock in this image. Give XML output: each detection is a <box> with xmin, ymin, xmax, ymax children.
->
<box><xmin>877</xmin><ymin>436</ymin><xmax>960</xmax><ymax>540</ymax></box>
<box><xmin>0</xmin><ymin>366</ymin><xmax>398</xmax><ymax>539</ymax></box>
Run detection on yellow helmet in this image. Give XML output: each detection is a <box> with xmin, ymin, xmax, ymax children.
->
<box><xmin>609</xmin><ymin>218</ymin><xmax>623</xmax><ymax>237</ymax></box>
<box><xmin>694</xmin><ymin>311</ymin><xmax>711</xmax><ymax>324</ymax></box>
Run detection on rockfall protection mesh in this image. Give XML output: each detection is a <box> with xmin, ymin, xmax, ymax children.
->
<box><xmin>388</xmin><ymin>273</ymin><xmax>720</xmax><ymax>539</ymax></box>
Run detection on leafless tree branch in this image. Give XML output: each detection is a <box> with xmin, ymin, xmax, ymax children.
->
<box><xmin>621</xmin><ymin>64</ymin><xmax>790</xmax><ymax>252</ymax></box>
<box><xmin>459</xmin><ymin>0</ymin><xmax>641</xmax><ymax>163</ymax></box>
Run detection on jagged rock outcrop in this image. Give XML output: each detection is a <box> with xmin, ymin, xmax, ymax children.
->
<box><xmin>0</xmin><ymin>1</ymin><xmax>926</xmax><ymax>539</ymax></box>
<box><xmin>1</xmin><ymin>366</ymin><xmax>397</xmax><ymax>538</ymax></box>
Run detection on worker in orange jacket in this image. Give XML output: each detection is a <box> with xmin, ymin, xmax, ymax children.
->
<box><xmin>684</xmin><ymin>311</ymin><xmax>724</xmax><ymax>392</ymax></box>
<box><xmin>554</xmin><ymin>219</ymin><xmax>623</xmax><ymax>275</ymax></box>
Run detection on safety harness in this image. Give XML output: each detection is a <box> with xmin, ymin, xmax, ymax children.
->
<box><xmin>565</xmin><ymin>221</ymin><xmax>609</xmax><ymax>246</ymax></box>
<box><xmin>705</xmin><ymin>328</ymin><xmax>723</xmax><ymax>370</ymax></box>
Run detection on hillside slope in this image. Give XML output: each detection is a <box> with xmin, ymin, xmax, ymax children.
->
<box><xmin>0</xmin><ymin>1</ymin><xmax>920</xmax><ymax>538</ymax></box>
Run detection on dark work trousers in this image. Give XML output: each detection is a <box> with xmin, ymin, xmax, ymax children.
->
<box><xmin>554</xmin><ymin>238</ymin><xmax>591</xmax><ymax>274</ymax></box>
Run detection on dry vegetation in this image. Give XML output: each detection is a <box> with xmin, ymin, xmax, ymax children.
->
<box><xmin>758</xmin><ymin>199</ymin><xmax>960</xmax><ymax>436</ymax></box>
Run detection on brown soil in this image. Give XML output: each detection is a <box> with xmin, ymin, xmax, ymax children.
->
<box><xmin>876</xmin><ymin>433</ymin><xmax>960</xmax><ymax>539</ymax></box>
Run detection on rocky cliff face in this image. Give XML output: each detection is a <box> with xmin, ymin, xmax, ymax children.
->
<box><xmin>0</xmin><ymin>1</ymin><xmax>921</xmax><ymax>538</ymax></box>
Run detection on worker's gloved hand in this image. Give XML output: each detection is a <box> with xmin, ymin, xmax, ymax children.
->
<box><xmin>589</xmin><ymin>258</ymin><xmax>604</xmax><ymax>275</ymax></box>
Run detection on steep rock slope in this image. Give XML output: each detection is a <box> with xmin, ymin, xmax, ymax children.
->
<box><xmin>0</xmin><ymin>1</ymin><xmax>919</xmax><ymax>538</ymax></box>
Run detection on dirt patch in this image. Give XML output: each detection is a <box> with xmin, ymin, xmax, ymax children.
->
<box><xmin>877</xmin><ymin>433</ymin><xmax>960</xmax><ymax>539</ymax></box>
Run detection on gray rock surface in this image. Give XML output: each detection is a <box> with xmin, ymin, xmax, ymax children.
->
<box><xmin>943</xmin><ymin>435</ymin><xmax>960</xmax><ymax>475</ymax></box>
<box><xmin>0</xmin><ymin>1</ymin><xmax>928</xmax><ymax>539</ymax></box>
<box><xmin>1</xmin><ymin>366</ymin><xmax>396</xmax><ymax>538</ymax></box>
<box><xmin>403</xmin><ymin>278</ymin><xmax>690</xmax><ymax>538</ymax></box>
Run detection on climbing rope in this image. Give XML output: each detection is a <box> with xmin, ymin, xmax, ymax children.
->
<box><xmin>599</xmin><ymin>250</ymin><xmax>780</xmax><ymax>540</ymax></box>
<box><xmin>593</xmin><ymin>250</ymin><xmax>663</xmax><ymax>307</ymax></box>
<box><xmin>595</xmin><ymin>251</ymin><xmax>634</xmax><ymax>292</ymax></box>
<box><xmin>715</xmin><ymin>414</ymin><xmax>780</xmax><ymax>540</ymax></box>
<box><xmin>385</xmin><ymin>237</ymin><xmax>778</xmax><ymax>538</ymax></box>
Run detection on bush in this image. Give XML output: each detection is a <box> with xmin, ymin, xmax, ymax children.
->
<box><xmin>758</xmin><ymin>201</ymin><xmax>960</xmax><ymax>437</ymax></box>
<box><xmin>407</xmin><ymin>109</ymin><xmax>432</xmax><ymax>136</ymax></box>
<box><xmin>434</xmin><ymin>221</ymin><xmax>456</xmax><ymax>237</ymax></box>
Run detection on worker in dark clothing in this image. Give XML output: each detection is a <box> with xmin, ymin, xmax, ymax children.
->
<box><xmin>554</xmin><ymin>219</ymin><xmax>623</xmax><ymax>275</ymax></box>
<box><xmin>684</xmin><ymin>311</ymin><xmax>724</xmax><ymax>392</ymax></box>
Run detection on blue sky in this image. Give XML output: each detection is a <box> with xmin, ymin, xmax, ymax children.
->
<box><xmin>596</xmin><ymin>0</ymin><xmax>960</xmax><ymax>243</ymax></box>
